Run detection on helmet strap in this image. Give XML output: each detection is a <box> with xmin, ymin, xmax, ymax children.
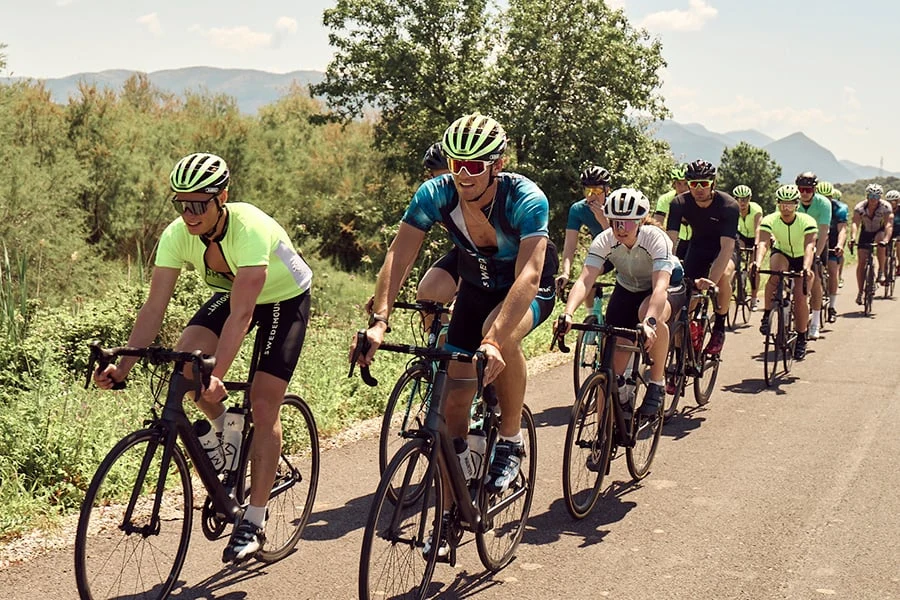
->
<box><xmin>202</xmin><ymin>203</ymin><xmax>227</xmax><ymax>241</ymax></box>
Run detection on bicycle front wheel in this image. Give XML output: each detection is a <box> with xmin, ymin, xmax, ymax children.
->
<box><xmin>864</xmin><ymin>260</ymin><xmax>875</xmax><ymax>315</ymax></box>
<box><xmin>763</xmin><ymin>309</ymin><xmax>781</xmax><ymax>387</ymax></box>
<box><xmin>359</xmin><ymin>438</ymin><xmax>443</xmax><ymax>600</ymax></box>
<box><xmin>75</xmin><ymin>428</ymin><xmax>192</xmax><ymax>600</ymax></box>
<box><xmin>246</xmin><ymin>394</ymin><xmax>320</xmax><ymax>563</ymax></box>
<box><xmin>562</xmin><ymin>372</ymin><xmax>612</xmax><ymax>519</ymax></box>
<box><xmin>476</xmin><ymin>404</ymin><xmax>537</xmax><ymax>571</ymax></box>
<box><xmin>781</xmin><ymin>306</ymin><xmax>795</xmax><ymax>375</ymax></box>
<box><xmin>573</xmin><ymin>315</ymin><xmax>600</xmax><ymax>396</ymax></box>
<box><xmin>693</xmin><ymin>320</ymin><xmax>719</xmax><ymax>405</ymax></box>
<box><xmin>380</xmin><ymin>362</ymin><xmax>432</xmax><ymax>476</ymax></box>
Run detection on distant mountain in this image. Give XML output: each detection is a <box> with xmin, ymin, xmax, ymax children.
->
<box><xmin>653</xmin><ymin>119</ymin><xmax>899</xmax><ymax>184</ymax></box>
<box><xmin>1</xmin><ymin>67</ymin><xmax>325</xmax><ymax>114</ymax></box>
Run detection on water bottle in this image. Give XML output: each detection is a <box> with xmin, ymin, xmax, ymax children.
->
<box><xmin>222</xmin><ymin>407</ymin><xmax>246</xmax><ymax>474</ymax></box>
<box><xmin>193</xmin><ymin>419</ymin><xmax>225</xmax><ymax>472</ymax></box>
<box><xmin>466</xmin><ymin>429</ymin><xmax>487</xmax><ymax>479</ymax></box>
<box><xmin>689</xmin><ymin>321</ymin><xmax>703</xmax><ymax>354</ymax></box>
<box><xmin>454</xmin><ymin>437</ymin><xmax>477</xmax><ymax>481</ymax></box>
<box><xmin>616</xmin><ymin>375</ymin><xmax>635</xmax><ymax>410</ymax></box>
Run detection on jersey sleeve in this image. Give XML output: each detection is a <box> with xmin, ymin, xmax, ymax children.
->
<box><xmin>835</xmin><ymin>203</ymin><xmax>849</xmax><ymax>224</ymax></box>
<box><xmin>646</xmin><ymin>227</ymin><xmax>677</xmax><ymax>274</ymax></box>
<box><xmin>759</xmin><ymin>213</ymin><xmax>775</xmax><ymax>235</ymax></box>
<box><xmin>510</xmin><ymin>177</ymin><xmax>550</xmax><ymax>240</ymax></box>
<box><xmin>566</xmin><ymin>202</ymin><xmax>584</xmax><ymax>231</ymax></box>
<box><xmin>583</xmin><ymin>230</ymin><xmax>613</xmax><ymax>270</ymax></box>
<box><xmin>655</xmin><ymin>190</ymin><xmax>674</xmax><ymax>216</ymax></box>
<box><xmin>400</xmin><ymin>179</ymin><xmax>445</xmax><ymax>232</ymax></box>
<box><xmin>802</xmin><ymin>214</ymin><xmax>818</xmax><ymax>236</ymax></box>
<box><xmin>665</xmin><ymin>194</ymin><xmax>685</xmax><ymax>232</ymax></box>
<box><xmin>230</xmin><ymin>213</ymin><xmax>273</xmax><ymax>268</ymax></box>
<box><xmin>721</xmin><ymin>195</ymin><xmax>740</xmax><ymax>238</ymax></box>
<box><xmin>155</xmin><ymin>219</ymin><xmax>188</xmax><ymax>269</ymax></box>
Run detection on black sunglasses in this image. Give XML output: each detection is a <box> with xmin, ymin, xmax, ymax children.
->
<box><xmin>171</xmin><ymin>193</ymin><xmax>218</xmax><ymax>216</ymax></box>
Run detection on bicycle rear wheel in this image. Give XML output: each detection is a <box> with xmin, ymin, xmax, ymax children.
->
<box><xmin>573</xmin><ymin>315</ymin><xmax>600</xmax><ymax>396</ymax></box>
<box><xmin>562</xmin><ymin>372</ymin><xmax>612</xmax><ymax>519</ymax></box>
<box><xmin>75</xmin><ymin>428</ymin><xmax>192</xmax><ymax>600</ymax></box>
<box><xmin>626</xmin><ymin>375</ymin><xmax>663</xmax><ymax>480</ymax></box>
<box><xmin>692</xmin><ymin>319</ymin><xmax>719</xmax><ymax>405</ymax></box>
<box><xmin>663</xmin><ymin>321</ymin><xmax>686</xmax><ymax>421</ymax></box>
<box><xmin>359</xmin><ymin>438</ymin><xmax>442</xmax><ymax>600</ymax></box>
<box><xmin>243</xmin><ymin>394</ymin><xmax>320</xmax><ymax>563</ymax></box>
<box><xmin>763</xmin><ymin>309</ymin><xmax>781</xmax><ymax>387</ymax></box>
<box><xmin>476</xmin><ymin>404</ymin><xmax>537</xmax><ymax>571</ymax></box>
<box><xmin>380</xmin><ymin>362</ymin><xmax>432</xmax><ymax>476</ymax></box>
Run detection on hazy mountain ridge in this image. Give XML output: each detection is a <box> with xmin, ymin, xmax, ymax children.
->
<box><xmin>3</xmin><ymin>67</ymin><xmax>892</xmax><ymax>183</ymax></box>
<box><xmin>653</xmin><ymin>120</ymin><xmax>898</xmax><ymax>184</ymax></box>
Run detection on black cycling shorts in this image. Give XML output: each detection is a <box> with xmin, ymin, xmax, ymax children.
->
<box><xmin>426</xmin><ymin>247</ymin><xmax>460</xmax><ymax>284</ymax></box>
<box><xmin>770</xmin><ymin>248</ymin><xmax>804</xmax><ymax>273</ymax></box>
<box><xmin>445</xmin><ymin>242</ymin><xmax>557</xmax><ymax>353</ymax></box>
<box><xmin>605</xmin><ymin>285</ymin><xmax>651</xmax><ymax>330</ymax></box>
<box><xmin>186</xmin><ymin>290</ymin><xmax>311</xmax><ymax>382</ymax></box>
<box><xmin>683</xmin><ymin>240</ymin><xmax>723</xmax><ymax>280</ymax></box>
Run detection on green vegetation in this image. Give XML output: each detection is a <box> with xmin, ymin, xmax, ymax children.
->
<box><xmin>717</xmin><ymin>143</ymin><xmax>783</xmax><ymax>213</ymax></box>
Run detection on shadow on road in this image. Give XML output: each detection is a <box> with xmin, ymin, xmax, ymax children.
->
<box><xmin>302</xmin><ymin>491</ymin><xmax>374</xmax><ymax>541</ymax></box>
<box><xmin>168</xmin><ymin>561</ymin><xmax>268</xmax><ymax>599</ymax></box>
<box><xmin>661</xmin><ymin>407</ymin><xmax>706</xmax><ymax>441</ymax></box>
<box><xmin>530</xmin><ymin>404</ymin><xmax>571</xmax><ymax>428</ymax></box>
<box><xmin>520</xmin><ymin>479</ymin><xmax>639</xmax><ymax>548</ymax></box>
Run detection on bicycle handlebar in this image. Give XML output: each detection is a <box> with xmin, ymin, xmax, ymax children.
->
<box><xmin>550</xmin><ymin>316</ymin><xmax>654</xmax><ymax>366</ymax></box>
<box><xmin>348</xmin><ymin>330</ymin><xmax>488</xmax><ymax>396</ymax></box>
<box><xmin>392</xmin><ymin>300</ymin><xmax>452</xmax><ymax>316</ymax></box>
<box><xmin>756</xmin><ymin>269</ymin><xmax>809</xmax><ymax>296</ymax></box>
<box><xmin>85</xmin><ymin>341</ymin><xmax>216</xmax><ymax>392</ymax></box>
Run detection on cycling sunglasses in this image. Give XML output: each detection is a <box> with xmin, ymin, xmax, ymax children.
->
<box><xmin>584</xmin><ymin>186</ymin><xmax>609</xmax><ymax>196</ymax></box>
<box><xmin>797</xmin><ymin>186</ymin><xmax>815</xmax><ymax>194</ymax></box>
<box><xmin>687</xmin><ymin>180</ymin><xmax>713</xmax><ymax>188</ymax></box>
<box><xmin>867</xmin><ymin>193</ymin><xmax>882</xmax><ymax>200</ymax></box>
<box><xmin>171</xmin><ymin>193</ymin><xmax>217</xmax><ymax>216</ymax></box>
<box><xmin>611</xmin><ymin>219</ymin><xmax>640</xmax><ymax>231</ymax></box>
<box><xmin>447</xmin><ymin>157</ymin><xmax>494</xmax><ymax>176</ymax></box>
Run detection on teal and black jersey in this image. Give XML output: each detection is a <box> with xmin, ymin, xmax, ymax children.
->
<box><xmin>401</xmin><ymin>173</ymin><xmax>550</xmax><ymax>290</ymax></box>
<box><xmin>565</xmin><ymin>199</ymin><xmax>604</xmax><ymax>237</ymax></box>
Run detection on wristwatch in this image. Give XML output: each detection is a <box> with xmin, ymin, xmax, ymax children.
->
<box><xmin>368</xmin><ymin>313</ymin><xmax>391</xmax><ymax>332</ymax></box>
<box><xmin>645</xmin><ymin>317</ymin><xmax>658</xmax><ymax>331</ymax></box>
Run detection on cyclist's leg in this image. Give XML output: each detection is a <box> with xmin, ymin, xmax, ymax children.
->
<box><xmin>827</xmin><ymin>252</ymin><xmax>841</xmax><ymax>317</ymax></box>
<box><xmin>875</xmin><ymin>231</ymin><xmax>888</xmax><ymax>280</ymax></box>
<box><xmin>761</xmin><ymin>253</ymin><xmax>788</xmax><ymax>333</ymax></box>
<box><xmin>178</xmin><ymin>294</ymin><xmax>229</xmax><ymax>422</ymax></box>
<box><xmin>637</xmin><ymin>293</ymin><xmax>672</xmax><ymax>384</ymax></box>
<box><xmin>417</xmin><ymin>250</ymin><xmax>460</xmax><ymax>332</ymax></box>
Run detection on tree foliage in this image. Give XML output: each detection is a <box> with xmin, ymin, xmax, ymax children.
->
<box><xmin>717</xmin><ymin>143</ymin><xmax>782</xmax><ymax>213</ymax></box>
<box><xmin>313</xmin><ymin>0</ymin><xmax>672</xmax><ymax>237</ymax></box>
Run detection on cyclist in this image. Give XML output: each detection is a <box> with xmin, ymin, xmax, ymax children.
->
<box><xmin>664</xmin><ymin>159</ymin><xmax>738</xmax><ymax>356</ymax></box>
<box><xmin>850</xmin><ymin>183</ymin><xmax>893</xmax><ymax>304</ymax></box>
<box><xmin>93</xmin><ymin>152</ymin><xmax>314</xmax><ymax>563</ymax></box>
<box><xmin>795</xmin><ymin>172</ymin><xmax>831</xmax><ymax>340</ymax></box>
<box><xmin>558</xmin><ymin>188</ymin><xmax>685</xmax><ymax>418</ymax></box>
<box><xmin>423</xmin><ymin>141</ymin><xmax>450</xmax><ymax>178</ymax></box>
<box><xmin>353</xmin><ymin>113</ymin><xmax>557</xmax><ymax>508</ymax></box>
<box><xmin>752</xmin><ymin>185</ymin><xmax>817</xmax><ymax>360</ymax></box>
<box><xmin>887</xmin><ymin>189</ymin><xmax>900</xmax><ymax>276</ymax></box>
<box><xmin>733</xmin><ymin>184</ymin><xmax>762</xmax><ymax>310</ymax></box>
<box><xmin>653</xmin><ymin>163</ymin><xmax>692</xmax><ymax>261</ymax></box>
<box><xmin>834</xmin><ymin>188</ymin><xmax>848</xmax><ymax>288</ymax></box>
<box><xmin>556</xmin><ymin>165</ymin><xmax>610</xmax><ymax>304</ymax></box>
<box><xmin>821</xmin><ymin>183</ymin><xmax>848</xmax><ymax>323</ymax></box>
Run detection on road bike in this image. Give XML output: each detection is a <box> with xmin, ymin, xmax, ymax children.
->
<box><xmin>351</xmin><ymin>333</ymin><xmax>536</xmax><ymax>599</ymax></box>
<box><xmin>663</xmin><ymin>282</ymin><xmax>720</xmax><ymax>421</ymax></box>
<box><xmin>883</xmin><ymin>238</ymin><xmax>897</xmax><ymax>298</ymax></box>
<box><xmin>552</xmin><ymin>317</ymin><xmax>662</xmax><ymax>519</ymax></box>
<box><xmin>756</xmin><ymin>269</ymin><xmax>807</xmax><ymax>386</ymax></box>
<box><xmin>569</xmin><ymin>281</ymin><xmax>616</xmax><ymax>395</ymax></box>
<box><xmin>728</xmin><ymin>246</ymin><xmax>756</xmax><ymax>329</ymax></box>
<box><xmin>75</xmin><ymin>341</ymin><xmax>319</xmax><ymax>600</ymax></box>
<box><xmin>854</xmin><ymin>241</ymin><xmax>882</xmax><ymax>316</ymax></box>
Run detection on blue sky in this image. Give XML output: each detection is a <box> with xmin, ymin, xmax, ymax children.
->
<box><xmin>2</xmin><ymin>0</ymin><xmax>898</xmax><ymax>171</ymax></box>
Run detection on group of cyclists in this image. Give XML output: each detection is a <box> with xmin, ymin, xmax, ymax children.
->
<box><xmin>90</xmin><ymin>110</ymin><xmax>898</xmax><ymax>587</ymax></box>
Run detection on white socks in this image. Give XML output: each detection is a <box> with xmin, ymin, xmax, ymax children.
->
<box><xmin>244</xmin><ymin>505</ymin><xmax>267</xmax><ymax>528</ymax></box>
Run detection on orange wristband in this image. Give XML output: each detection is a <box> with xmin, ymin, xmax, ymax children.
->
<box><xmin>480</xmin><ymin>338</ymin><xmax>502</xmax><ymax>352</ymax></box>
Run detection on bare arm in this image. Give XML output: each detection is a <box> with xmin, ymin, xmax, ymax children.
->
<box><xmin>564</xmin><ymin>263</ymin><xmax>603</xmax><ymax>319</ymax></box>
<box><xmin>816</xmin><ymin>224</ymin><xmax>829</xmax><ymax>256</ymax></box>
<box><xmin>709</xmin><ymin>236</ymin><xmax>736</xmax><ymax>284</ymax></box>
<box><xmin>558</xmin><ymin>228</ymin><xmax>580</xmax><ymax>282</ymax></box>
<box><xmin>483</xmin><ymin>235</ymin><xmax>547</xmax><ymax>349</ymax></box>
<box><xmin>803</xmin><ymin>232</ymin><xmax>816</xmax><ymax>273</ymax></box>
<box><xmin>120</xmin><ymin>267</ymin><xmax>179</xmax><ymax>374</ymax></box>
<box><xmin>836</xmin><ymin>222</ymin><xmax>847</xmax><ymax>254</ymax></box>
<box><xmin>754</xmin><ymin>231</ymin><xmax>772</xmax><ymax>266</ymax></box>
<box><xmin>851</xmin><ymin>213</ymin><xmax>860</xmax><ymax>245</ymax></box>
<box><xmin>753</xmin><ymin>213</ymin><xmax>762</xmax><ymax>248</ymax></box>
<box><xmin>211</xmin><ymin>265</ymin><xmax>267</xmax><ymax>380</ymax></box>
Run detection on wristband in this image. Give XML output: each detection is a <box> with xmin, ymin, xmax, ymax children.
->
<box><xmin>480</xmin><ymin>338</ymin><xmax>502</xmax><ymax>352</ymax></box>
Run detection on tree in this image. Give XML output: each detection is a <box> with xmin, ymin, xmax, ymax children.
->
<box><xmin>717</xmin><ymin>143</ymin><xmax>782</xmax><ymax>213</ymax></box>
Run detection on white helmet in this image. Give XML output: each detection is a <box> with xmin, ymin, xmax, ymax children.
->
<box><xmin>885</xmin><ymin>189</ymin><xmax>900</xmax><ymax>201</ymax></box>
<box><xmin>603</xmin><ymin>187</ymin><xmax>651</xmax><ymax>220</ymax></box>
<box><xmin>866</xmin><ymin>183</ymin><xmax>884</xmax><ymax>197</ymax></box>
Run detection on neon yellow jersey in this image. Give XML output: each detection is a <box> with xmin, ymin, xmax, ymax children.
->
<box><xmin>655</xmin><ymin>190</ymin><xmax>692</xmax><ymax>240</ymax></box>
<box><xmin>759</xmin><ymin>211</ymin><xmax>817</xmax><ymax>259</ymax></box>
<box><xmin>156</xmin><ymin>202</ymin><xmax>313</xmax><ymax>304</ymax></box>
<box><xmin>737</xmin><ymin>201</ymin><xmax>762</xmax><ymax>240</ymax></box>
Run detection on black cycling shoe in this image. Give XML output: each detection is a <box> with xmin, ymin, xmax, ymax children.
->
<box><xmin>793</xmin><ymin>336</ymin><xmax>808</xmax><ymax>360</ymax></box>
<box><xmin>759</xmin><ymin>315</ymin><xmax>770</xmax><ymax>335</ymax></box>
<box><xmin>639</xmin><ymin>383</ymin><xmax>664</xmax><ymax>417</ymax></box>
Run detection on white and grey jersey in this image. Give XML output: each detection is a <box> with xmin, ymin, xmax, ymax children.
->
<box><xmin>583</xmin><ymin>225</ymin><xmax>681</xmax><ymax>293</ymax></box>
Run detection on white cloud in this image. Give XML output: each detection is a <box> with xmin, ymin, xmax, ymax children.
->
<box><xmin>674</xmin><ymin>95</ymin><xmax>836</xmax><ymax>132</ymax></box>
<box><xmin>640</xmin><ymin>0</ymin><xmax>718</xmax><ymax>32</ymax></box>
<box><xmin>275</xmin><ymin>17</ymin><xmax>298</xmax><ymax>34</ymax></box>
<box><xmin>843</xmin><ymin>86</ymin><xmax>861</xmax><ymax>111</ymax></box>
<box><xmin>195</xmin><ymin>26</ymin><xmax>273</xmax><ymax>51</ymax></box>
<box><xmin>56</xmin><ymin>0</ymin><xmax>74</xmax><ymax>5</ymax></box>
<box><xmin>137</xmin><ymin>13</ymin><xmax>162</xmax><ymax>36</ymax></box>
<box><xmin>606</xmin><ymin>0</ymin><xmax>627</xmax><ymax>10</ymax></box>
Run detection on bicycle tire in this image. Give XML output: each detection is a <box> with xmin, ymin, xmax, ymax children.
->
<box><xmin>359</xmin><ymin>438</ymin><xmax>443</xmax><ymax>600</ymax></box>
<box><xmin>693</xmin><ymin>318</ymin><xmax>718</xmax><ymax>405</ymax></box>
<box><xmin>763</xmin><ymin>311</ymin><xmax>777</xmax><ymax>387</ymax></box>
<box><xmin>75</xmin><ymin>428</ymin><xmax>192</xmax><ymax>600</ymax></box>
<box><xmin>240</xmin><ymin>394</ymin><xmax>320</xmax><ymax>563</ymax></box>
<box><xmin>573</xmin><ymin>315</ymin><xmax>600</xmax><ymax>396</ymax></box>
<box><xmin>476</xmin><ymin>404</ymin><xmax>537</xmax><ymax>570</ymax></box>
<box><xmin>663</xmin><ymin>321</ymin><xmax>687</xmax><ymax>421</ymax></box>
<box><xmin>864</xmin><ymin>258</ymin><xmax>875</xmax><ymax>316</ymax></box>
<box><xmin>379</xmin><ymin>362</ymin><xmax>432</xmax><ymax>477</ymax></box>
<box><xmin>781</xmin><ymin>304</ymin><xmax>795</xmax><ymax>374</ymax></box>
<box><xmin>626</xmin><ymin>374</ymin><xmax>663</xmax><ymax>480</ymax></box>
<box><xmin>562</xmin><ymin>372</ymin><xmax>612</xmax><ymax>519</ymax></box>
<box><xmin>885</xmin><ymin>253</ymin><xmax>895</xmax><ymax>298</ymax></box>
<box><xmin>728</xmin><ymin>273</ymin><xmax>742</xmax><ymax>330</ymax></box>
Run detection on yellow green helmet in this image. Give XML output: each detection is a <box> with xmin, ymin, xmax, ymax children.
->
<box><xmin>442</xmin><ymin>114</ymin><xmax>507</xmax><ymax>161</ymax></box>
<box><xmin>816</xmin><ymin>181</ymin><xmax>834</xmax><ymax>197</ymax></box>
<box><xmin>732</xmin><ymin>184</ymin><xmax>752</xmax><ymax>198</ymax></box>
<box><xmin>832</xmin><ymin>188</ymin><xmax>842</xmax><ymax>200</ymax></box>
<box><xmin>169</xmin><ymin>152</ymin><xmax>229</xmax><ymax>194</ymax></box>
<box><xmin>775</xmin><ymin>184</ymin><xmax>801</xmax><ymax>202</ymax></box>
<box><xmin>670</xmin><ymin>163</ymin><xmax>687</xmax><ymax>180</ymax></box>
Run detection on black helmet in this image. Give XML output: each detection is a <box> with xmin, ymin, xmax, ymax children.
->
<box><xmin>580</xmin><ymin>165</ymin><xmax>611</xmax><ymax>187</ymax></box>
<box><xmin>422</xmin><ymin>142</ymin><xmax>448</xmax><ymax>172</ymax></box>
<box><xmin>685</xmin><ymin>159</ymin><xmax>716</xmax><ymax>180</ymax></box>
<box><xmin>795</xmin><ymin>171</ymin><xmax>818</xmax><ymax>187</ymax></box>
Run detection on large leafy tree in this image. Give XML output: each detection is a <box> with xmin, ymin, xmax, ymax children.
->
<box><xmin>716</xmin><ymin>143</ymin><xmax>782</xmax><ymax>212</ymax></box>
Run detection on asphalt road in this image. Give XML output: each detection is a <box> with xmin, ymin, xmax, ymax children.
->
<box><xmin>5</xmin><ymin>294</ymin><xmax>900</xmax><ymax>600</ymax></box>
